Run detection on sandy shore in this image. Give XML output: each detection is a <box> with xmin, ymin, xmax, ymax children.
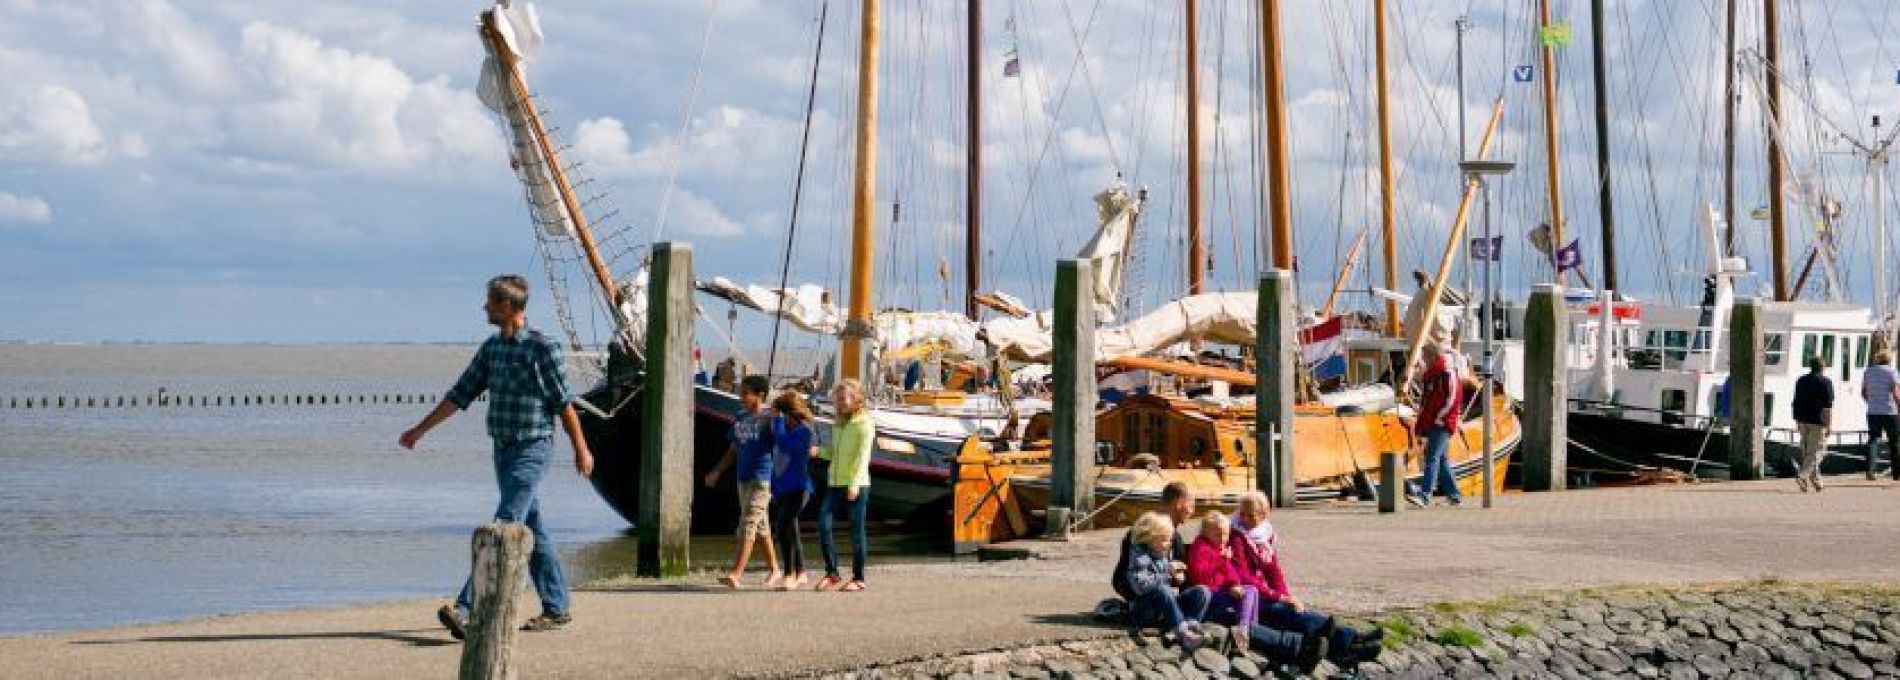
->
<box><xmin>6</xmin><ymin>476</ymin><xmax>1900</xmax><ymax>678</ymax></box>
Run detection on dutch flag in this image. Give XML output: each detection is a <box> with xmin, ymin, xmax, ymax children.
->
<box><xmin>1299</xmin><ymin>316</ymin><xmax>1346</xmax><ymax>380</ymax></box>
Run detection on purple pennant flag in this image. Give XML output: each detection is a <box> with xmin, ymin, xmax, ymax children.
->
<box><xmin>1003</xmin><ymin>57</ymin><xmax>1019</xmax><ymax>77</ymax></box>
<box><xmin>1470</xmin><ymin>236</ymin><xmax>1503</xmax><ymax>261</ymax></box>
<box><xmin>1555</xmin><ymin>239</ymin><xmax>1583</xmax><ymax>271</ymax></box>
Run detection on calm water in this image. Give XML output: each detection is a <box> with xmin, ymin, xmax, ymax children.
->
<box><xmin>0</xmin><ymin>344</ymin><xmax>923</xmax><ymax>636</ymax></box>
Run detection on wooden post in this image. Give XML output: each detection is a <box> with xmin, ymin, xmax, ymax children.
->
<box><xmin>1256</xmin><ymin>270</ymin><xmax>1297</xmax><ymax>507</ymax></box>
<box><xmin>638</xmin><ymin>241</ymin><xmax>694</xmax><ymax>577</ymax></box>
<box><xmin>1051</xmin><ymin>259</ymin><xmax>1097</xmax><ymax>533</ymax></box>
<box><xmin>459</xmin><ymin>522</ymin><xmax>532</xmax><ymax>680</ymax></box>
<box><xmin>1379</xmin><ymin>451</ymin><xmax>1402</xmax><ymax>514</ymax></box>
<box><xmin>1522</xmin><ymin>284</ymin><xmax>1568</xmax><ymax>491</ymax></box>
<box><xmin>1728</xmin><ymin>297</ymin><xmax>1765</xmax><ymax>480</ymax></box>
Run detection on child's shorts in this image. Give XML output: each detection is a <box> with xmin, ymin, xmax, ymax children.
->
<box><xmin>737</xmin><ymin>481</ymin><xmax>773</xmax><ymax>539</ymax></box>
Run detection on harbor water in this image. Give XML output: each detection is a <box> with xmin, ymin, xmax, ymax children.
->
<box><xmin>0</xmin><ymin>344</ymin><xmax>921</xmax><ymax>636</ymax></box>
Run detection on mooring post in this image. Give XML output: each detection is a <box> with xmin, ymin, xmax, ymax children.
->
<box><xmin>1256</xmin><ymin>269</ymin><xmax>1297</xmax><ymax>508</ymax></box>
<box><xmin>458</xmin><ymin>522</ymin><xmax>532</xmax><ymax>680</ymax></box>
<box><xmin>1051</xmin><ymin>259</ymin><xmax>1097</xmax><ymax>535</ymax></box>
<box><xmin>1379</xmin><ymin>451</ymin><xmax>1403</xmax><ymax>514</ymax></box>
<box><xmin>1728</xmin><ymin>297</ymin><xmax>1765</xmax><ymax>480</ymax></box>
<box><xmin>638</xmin><ymin>241</ymin><xmax>694</xmax><ymax>578</ymax></box>
<box><xmin>1522</xmin><ymin>283</ymin><xmax>1568</xmax><ymax>491</ymax></box>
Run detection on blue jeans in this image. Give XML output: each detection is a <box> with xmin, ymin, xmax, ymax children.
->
<box><xmin>1131</xmin><ymin>585</ymin><xmax>1211</xmax><ymax>631</ymax></box>
<box><xmin>1261</xmin><ymin>600</ymin><xmax>1361</xmax><ymax>663</ymax></box>
<box><xmin>1410</xmin><ymin>426</ymin><xmax>1461</xmax><ymax>503</ymax></box>
<box><xmin>817</xmin><ymin>485</ymin><xmax>869</xmax><ymax>581</ymax></box>
<box><xmin>455</xmin><ymin>437</ymin><xmax>569</xmax><ymax>618</ymax></box>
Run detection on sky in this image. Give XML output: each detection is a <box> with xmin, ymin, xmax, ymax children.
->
<box><xmin>0</xmin><ymin>0</ymin><xmax>1895</xmax><ymax>345</ymax></box>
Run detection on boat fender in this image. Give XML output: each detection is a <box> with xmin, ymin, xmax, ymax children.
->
<box><xmin>1127</xmin><ymin>453</ymin><xmax>1161</xmax><ymax>471</ymax></box>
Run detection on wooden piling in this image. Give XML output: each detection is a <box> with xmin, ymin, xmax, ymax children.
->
<box><xmin>1255</xmin><ymin>269</ymin><xmax>1297</xmax><ymax>507</ymax></box>
<box><xmin>1051</xmin><ymin>259</ymin><xmax>1097</xmax><ymax>530</ymax></box>
<box><xmin>638</xmin><ymin>241</ymin><xmax>694</xmax><ymax>578</ymax></box>
<box><xmin>1379</xmin><ymin>451</ymin><xmax>1403</xmax><ymax>514</ymax></box>
<box><xmin>458</xmin><ymin>522</ymin><xmax>532</xmax><ymax>680</ymax></box>
<box><xmin>1728</xmin><ymin>297</ymin><xmax>1765</xmax><ymax>480</ymax></box>
<box><xmin>1522</xmin><ymin>283</ymin><xmax>1568</xmax><ymax>491</ymax></box>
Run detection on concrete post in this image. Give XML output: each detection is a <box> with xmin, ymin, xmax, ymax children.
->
<box><xmin>1378</xmin><ymin>452</ymin><xmax>1403</xmax><ymax>514</ymax></box>
<box><xmin>1051</xmin><ymin>259</ymin><xmax>1097</xmax><ymax>533</ymax></box>
<box><xmin>1255</xmin><ymin>270</ymin><xmax>1297</xmax><ymax>507</ymax></box>
<box><xmin>460</xmin><ymin>522</ymin><xmax>531</xmax><ymax>680</ymax></box>
<box><xmin>1728</xmin><ymin>297</ymin><xmax>1765</xmax><ymax>480</ymax></box>
<box><xmin>1522</xmin><ymin>283</ymin><xmax>1568</xmax><ymax>491</ymax></box>
<box><xmin>637</xmin><ymin>241</ymin><xmax>693</xmax><ymax>577</ymax></box>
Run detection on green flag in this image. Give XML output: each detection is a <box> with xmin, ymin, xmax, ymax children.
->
<box><xmin>1538</xmin><ymin>21</ymin><xmax>1572</xmax><ymax>47</ymax></box>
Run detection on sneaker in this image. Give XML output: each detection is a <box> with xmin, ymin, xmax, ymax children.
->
<box><xmin>1176</xmin><ymin>623</ymin><xmax>1206</xmax><ymax>652</ymax></box>
<box><xmin>436</xmin><ymin>604</ymin><xmax>466</xmax><ymax>641</ymax></box>
<box><xmin>1447</xmin><ymin>496</ymin><xmax>1464</xmax><ymax>507</ymax></box>
<box><xmin>520</xmin><ymin>613</ymin><xmax>572</xmax><ymax>632</ymax></box>
<box><xmin>814</xmin><ymin>574</ymin><xmax>844</xmax><ymax>591</ymax></box>
<box><xmin>1796</xmin><ymin>477</ymin><xmax>1810</xmax><ymax>492</ymax></box>
<box><xmin>1294</xmin><ymin>633</ymin><xmax>1330</xmax><ymax>674</ymax></box>
<box><xmin>1812</xmin><ymin>477</ymin><xmax>1825</xmax><ymax>492</ymax></box>
<box><xmin>1404</xmin><ymin>493</ymin><xmax>1427</xmax><ymax>509</ymax></box>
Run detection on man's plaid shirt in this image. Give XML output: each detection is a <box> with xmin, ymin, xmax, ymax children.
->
<box><xmin>446</xmin><ymin>328</ymin><xmax>575</xmax><ymax>443</ymax></box>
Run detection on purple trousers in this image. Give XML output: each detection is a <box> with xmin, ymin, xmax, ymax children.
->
<box><xmin>1205</xmin><ymin>585</ymin><xmax>1260</xmax><ymax>627</ymax></box>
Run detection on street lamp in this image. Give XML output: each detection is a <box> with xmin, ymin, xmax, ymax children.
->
<box><xmin>1460</xmin><ymin>159</ymin><xmax>1515</xmax><ymax>509</ymax></box>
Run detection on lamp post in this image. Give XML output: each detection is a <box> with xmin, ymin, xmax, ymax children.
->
<box><xmin>1460</xmin><ymin>159</ymin><xmax>1515</xmax><ymax>509</ymax></box>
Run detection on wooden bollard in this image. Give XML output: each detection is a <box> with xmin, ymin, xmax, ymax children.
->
<box><xmin>1050</xmin><ymin>259</ymin><xmax>1098</xmax><ymax>529</ymax></box>
<box><xmin>1256</xmin><ymin>269</ymin><xmax>1298</xmax><ymax>508</ymax></box>
<box><xmin>1728</xmin><ymin>297</ymin><xmax>1765</xmax><ymax>480</ymax></box>
<box><xmin>1044</xmin><ymin>506</ymin><xmax>1074</xmax><ymax>541</ymax></box>
<box><xmin>1379</xmin><ymin>452</ymin><xmax>1403</xmax><ymax>514</ymax></box>
<box><xmin>637</xmin><ymin>241</ymin><xmax>695</xmax><ymax>578</ymax></box>
<box><xmin>459</xmin><ymin>522</ymin><xmax>532</xmax><ymax>680</ymax></box>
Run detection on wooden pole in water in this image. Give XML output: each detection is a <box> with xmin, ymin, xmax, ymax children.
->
<box><xmin>1259</xmin><ymin>0</ymin><xmax>1293</xmax><ymax>271</ymax></box>
<box><xmin>1185</xmin><ymin>0</ymin><xmax>1205</xmax><ymax>295</ymax></box>
<box><xmin>1051</xmin><ymin>260</ymin><xmax>1097</xmax><ymax>533</ymax></box>
<box><xmin>459</xmin><ymin>522</ymin><xmax>531</xmax><ymax>680</ymax></box>
<box><xmin>1373</xmin><ymin>0</ymin><xmax>1401</xmax><ymax>336</ymax></box>
<box><xmin>638</xmin><ymin>242</ymin><xmax>695</xmax><ymax>578</ymax></box>
<box><xmin>840</xmin><ymin>0</ymin><xmax>881</xmax><ymax>383</ymax></box>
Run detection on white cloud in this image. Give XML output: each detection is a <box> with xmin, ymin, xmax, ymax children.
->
<box><xmin>667</xmin><ymin>188</ymin><xmax>747</xmax><ymax>238</ymax></box>
<box><xmin>0</xmin><ymin>84</ymin><xmax>109</xmax><ymax>165</ymax></box>
<box><xmin>0</xmin><ymin>191</ymin><xmax>52</xmax><ymax>223</ymax></box>
<box><xmin>230</xmin><ymin>21</ymin><xmax>500</xmax><ymax>173</ymax></box>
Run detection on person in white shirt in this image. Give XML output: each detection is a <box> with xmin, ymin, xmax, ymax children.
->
<box><xmin>1861</xmin><ymin>350</ymin><xmax>1900</xmax><ymax>481</ymax></box>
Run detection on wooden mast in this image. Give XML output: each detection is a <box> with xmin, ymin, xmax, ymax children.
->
<box><xmin>1537</xmin><ymin>0</ymin><xmax>1568</xmax><ymax>283</ymax></box>
<box><xmin>965</xmin><ymin>0</ymin><xmax>982</xmax><ymax>319</ymax></box>
<box><xmin>1398</xmin><ymin>99</ymin><xmax>1507</xmax><ymax>395</ymax></box>
<box><xmin>1321</xmin><ymin>229</ymin><xmax>1369</xmax><ymax>318</ymax></box>
<box><xmin>1590</xmin><ymin>0</ymin><xmax>1617</xmax><ymax>292</ymax></box>
<box><xmin>842</xmin><ymin>0</ymin><xmax>880</xmax><ymax>381</ymax></box>
<box><xmin>1764</xmin><ymin>0</ymin><xmax>1790</xmax><ymax>300</ymax></box>
<box><xmin>1373</xmin><ymin>0</ymin><xmax>1400</xmax><ymax>336</ymax></box>
<box><xmin>479</xmin><ymin>11</ymin><xmax>619</xmax><ymax>310</ymax></box>
<box><xmin>1260</xmin><ymin>0</ymin><xmax>1294</xmax><ymax>272</ymax></box>
<box><xmin>1185</xmin><ymin>0</ymin><xmax>1205</xmax><ymax>295</ymax></box>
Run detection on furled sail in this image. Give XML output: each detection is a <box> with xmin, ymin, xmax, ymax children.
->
<box><xmin>697</xmin><ymin>277</ymin><xmax>843</xmax><ymax>335</ymax></box>
<box><xmin>985</xmin><ymin>292</ymin><xmax>1257</xmax><ymax>363</ymax></box>
<box><xmin>476</xmin><ymin>2</ymin><xmax>575</xmax><ymax>239</ymax></box>
<box><xmin>1075</xmin><ymin>182</ymin><xmax>1143</xmax><ymax>322</ymax></box>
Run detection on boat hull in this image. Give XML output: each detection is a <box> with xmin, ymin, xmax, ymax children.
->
<box><xmin>1567</xmin><ymin>409</ymin><xmax>1890</xmax><ymax>481</ymax></box>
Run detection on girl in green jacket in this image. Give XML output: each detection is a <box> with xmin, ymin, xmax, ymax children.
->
<box><xmin>815</xmin><ymin>379</ymin><xmax>874</xmax><ymax>592</ymax></box>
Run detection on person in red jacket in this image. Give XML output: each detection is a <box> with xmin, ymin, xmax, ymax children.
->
<box><xmin>1233</xmin><ymin>491</ymin><xmax>1384</xmax><ymax>666</ymax></box>
<box><xmin>1408</xmin><ymin>341</ymin><xmax>1465</xmax><ymax>507</ymax></box>
<box><xmin>1184</xmin><ymin>511</ymin><xmax>1261</xmax><ymax>629</ymax></box>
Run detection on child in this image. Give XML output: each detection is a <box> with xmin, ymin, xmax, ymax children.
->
<box><xmin>703</xmin><ymin>375</ymin><xmax>780</xmax><ymax>588</ymax></box>
<box><xmin>1119</xmin><ymin>512</ymin><xmax>1209</xmax><ymax>650</ymax></box>
<box><xmin>1184</xmin><ymin>511</ymin><xmax>1262</xmax><ymax>631</ymax></box>
<box><xmin>815</xmin><ymin>379</ymin><xmax>873</xmax><ymax>592</ymax></box>
<box><xmin>766</xmin><ymin>390</ymin><xmax>818</xmax><ymax>591</ymax></box>
<box><xmin>1234</xmin><ymin>491</ymin><xmax>1383</xmax><ymax>665</ymax></box>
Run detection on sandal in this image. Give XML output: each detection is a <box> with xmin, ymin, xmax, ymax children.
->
<box><xmin>814</xmin><ymin>575</ymin><xmax>843</xmax><ymax>591</ymax></box>
<box><xmin>839</xmin><ymin>580</ymin><xmax>868</xmax><ymax>593</ymax></box>
<box><xmin>717</xmin><ymin>574</ymin><xmax>745</xmax><ymax>589</ymax></box>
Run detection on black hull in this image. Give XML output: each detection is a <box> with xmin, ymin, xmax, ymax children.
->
<box><xmin>1567</xmin><ymin>412</ymin><xmax>1890</xmax><ymax>481</ymax></box>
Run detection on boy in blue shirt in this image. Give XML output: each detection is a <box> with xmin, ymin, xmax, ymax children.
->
<box><xmin>704</xmin><ymin>375</ymin><xmax>781</xmax><ymax>587</ymax></box>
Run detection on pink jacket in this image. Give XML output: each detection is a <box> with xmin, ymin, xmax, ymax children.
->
<box><xmin>1230</xmin><ymin>523</ymin><xmax>1291</xmax><ymax>602</ymax></box>
<box><xmin>1184</xmin><ymin>535</ymin><xmax>1265</xmax><ymax>592</ymax></box>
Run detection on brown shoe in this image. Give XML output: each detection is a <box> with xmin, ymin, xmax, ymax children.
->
<box><xmin>437</xmin><ymin>604</ymin><xmax>466</xmax><ymax>641</ymax></box>
<box><xmin>520</xmin><ymin>613</ymin><xmax>572</xmax><ymax>632</ymax></box>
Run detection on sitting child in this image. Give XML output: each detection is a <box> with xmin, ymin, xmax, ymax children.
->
<box><xmin>1233</xmin><ymin>491</ymin><xmax>1384</xmax><ymax>666</ymax></box>
<box><xmin>1184</xmin><ymin>511</ymin><xmax>1261</xmax><ymax>629</ymax></box>
<box><xmin>1116</xmin><ymin>512</ymin><xmax>1209</xmax><ymax>650</ymax></box>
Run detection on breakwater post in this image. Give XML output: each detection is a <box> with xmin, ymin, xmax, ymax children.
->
<box><xmin>638</xmin><ymin>241</ymin><xmax>693</xmax><ymax>577</ymax></box>
<box><xmin>459</xmin><ymin>522</ymin><xmax>531</xmax><ymax>680</ymax></box>
<box><xmin>1378</xmin><ymin>451</ymin><xmax>1402</xmax><ymax>514</ymax></box>
<box><xmin>1255</xmin><ymin>269</ymin><xmax>1296</xmax><ymax>508</ymax></box>
<box><xmin>1522</xmin><ymin>283</ymin><xmax>1567</xmax><ymax>491</ymax></box>
<box><xmin>1050</xmin><ymin>259</ymin><xmax>1096</xmax><ymax>535</ymax></box>
<box><xmin>1728</xmin><ymin>297</ymin><xmax>1765</xmax><ymax>480</ymax></box>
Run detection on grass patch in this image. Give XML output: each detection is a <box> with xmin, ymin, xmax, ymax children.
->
<box><xmin>1379</xmin><ymin>616</ymin><xmax>1421</xmax><ymax>649</ymax></box>
<box><xmin>1501</xmin><ymin>622</ymin><xmax>1537</xmax><ymax>637</ymax></box>
<box><xmin>1433</xmin><ymin>625</ymin><xmax>1485</xmax><ymax>648</ymax></box>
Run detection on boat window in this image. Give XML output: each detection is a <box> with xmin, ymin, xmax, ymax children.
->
<box><xmin>1662</xmin><ymin>330</ymin><xmax>1690</xmax><ymax>368</ymax></box>
<box><xmin>1822</xmin><ymin>335</ymin><xmax>1837</xmax><ymax>368</ymax></box>
<box><xmin>1660</xmin><ymin>389</ymin><xmax>1687</xmax><ymax>426</ymax></box>
<box><xmin>1763</xmin><ymin>394</ymin><xmax>1775</xmax><ymax>427</ymax></box>
<box><xmin>1764</xmin><ymin>333</ymin><xmax>1786</xmax><ymax>367</ymax></box>
<box><xmin>1692</xmin><ymin>329</ymin><xmax>1713</xmax><ymax>352</ymax></box>
<box><xmin>1123</xmin><ymin>414</ymin><xmax>1142</xmax><ymax>455</ymax></box>
<box><xmin>1856</xmin><ymin>336</ymin><xmax>1869</xmax><ymax>368</ymax></box>
<box><xmin>1146</xmin><ymin>413</ymin><xmax>1165</xmax><ymax>460</ymax></box>
<box><xmin>1802</xmin><ymin>334</ymin><xmax>1817</xmax><ymax>365</ymax></box>
<box><xmin>1842</xmin><ymin>336</ymin><xmax>1853</xmax><ymax>383</ymax></box>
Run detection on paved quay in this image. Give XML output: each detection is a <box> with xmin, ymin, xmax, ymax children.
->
<box><xmin>5</xmin><ymin>476</ymin><xmax>1900</xmax><ymax>679</ymax></box>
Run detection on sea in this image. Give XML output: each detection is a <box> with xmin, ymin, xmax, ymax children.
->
<box><xmin>0</xmin><ymin>343</ymin><xmax>895</xmax><ymax>636</ymax></box>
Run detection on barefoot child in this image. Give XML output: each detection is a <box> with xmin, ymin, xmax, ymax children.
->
<box><xmin>703</xmin><ymin>375</ymin><xmax>780</xmax><ymax>588</ymax></box>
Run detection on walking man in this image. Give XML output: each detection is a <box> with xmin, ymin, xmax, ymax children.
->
<box><xmin>401</xmin><ymin>275</ymin><xmax>594</xmax><ymax>638</ymax></box>
<box><xmin>1408</xmin><ymin>342</ymin><xmax>1464</xmax><ymax>507</ymax></box>
<box><xmin>1863</xmin><ymin>351</ymin><xmax>1900</xmax><ymax>480</ymax></box>
<box><xmin>1791</xmin><ymin>355</ymin><xmax>1833</xmax><ymax>492</ymax></box>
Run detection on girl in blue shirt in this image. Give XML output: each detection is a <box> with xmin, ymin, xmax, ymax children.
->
<box><xmin>766</xmin><ymin>391</ymin><xmax>818</xmax><ymax>590</ymax></box>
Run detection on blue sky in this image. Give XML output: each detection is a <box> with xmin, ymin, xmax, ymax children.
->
<box><xmin>0</xmin><ymin>0</ymin><xmax>1893</xmax><ymax>344</ymax></box>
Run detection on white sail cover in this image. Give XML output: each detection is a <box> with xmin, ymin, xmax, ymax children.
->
<box><xmin>697</xmin><ymin>277</ymin><xmax>843</xmax><ymax>334</ymax></box>
<box><xmin>476</xmin><ymin>3</ymin><xmax>574</xmax><ymax>239</ymax></box>
<box><xmin>985</xmin><ymin>292</ymin><xmax>1258</xmax><ymax>362</ymax></box>
<box><xmin>1076</xmin><ymin>183</ymin><xmax>1142</xmax><ymax>322</ymax></box>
